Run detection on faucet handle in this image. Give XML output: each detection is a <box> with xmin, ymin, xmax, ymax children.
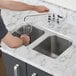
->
<box><xmin>57</xmin><ymin>15</ymin><xmax>63</xmax><ymax>24</ymax></box>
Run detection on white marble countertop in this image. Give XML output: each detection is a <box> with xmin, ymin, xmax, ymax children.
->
<box><xmin>1</xmin><ymin>0</ymin><xmax>76</xmax><ymax>76</ymax></box>
<box><xmin>41</xmin><ymin>0</ymin><xmax>76</xmax><ymax>12</ymax></box>
<box><xmin>1</xmin><ymin>18</ymin><xmax>76</xmax><ymax>76</ymax></box>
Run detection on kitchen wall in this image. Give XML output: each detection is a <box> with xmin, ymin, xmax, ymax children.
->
<box><xmin>1</xmin><ymin>0</ymin><xmax>76</xmax><ymax>42</ymax></box>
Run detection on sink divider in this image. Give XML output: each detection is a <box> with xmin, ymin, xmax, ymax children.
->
<box><xmin>28</xmin><ymin>33</ymin><xmax>50</xmax><ymax>49</ymax></box>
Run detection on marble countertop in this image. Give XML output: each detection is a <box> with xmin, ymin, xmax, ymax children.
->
<box><xmin>1</xmin><ymin>0</ymin><xmax>76</xmax><ymax>76</ymax></box>
<box><xmin>41</xmin><ymin>0</ymin><xmax>76</xmax><ymax>12</ymax></box>
<box><xmin>1</xmin><ymin>18</ymin><xmax>76</xmax><ymax>76</ymax></box>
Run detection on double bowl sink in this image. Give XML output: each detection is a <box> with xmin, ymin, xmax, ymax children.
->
<box><xmin>12</xmin><ymin>25</ymin><xmax>72</xmax><ymax>59</ymax></box>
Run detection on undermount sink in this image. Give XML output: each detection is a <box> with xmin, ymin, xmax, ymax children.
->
<box><xmin>12</xmin><ymin>24</ymin><xmax>72</xmax><ymax>59</ymax></box>
<box><xmin>12</xmin><ymin>26</ymin><xmax>44</xmax><ymax>44</ymax></box>
<box><xmin>33</xmin><ymin>36</ymin><xmax>72</xmax><ymax>58</ymax></box>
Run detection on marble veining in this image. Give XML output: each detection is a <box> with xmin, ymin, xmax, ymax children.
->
<box><xmin>1</xmin><ymin>0</ymin><xmax>76</xmax><ymax>76</ymax></box>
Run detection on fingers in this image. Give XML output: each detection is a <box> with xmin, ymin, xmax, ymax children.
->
<box><xmin>43</xmin><ymin>6</ymin><xmax>49</xmax><ymax>12</ymax></box>
<box><xmin>36</xmin><ymin>6</ymin><xmax>49</xmax><ymax>13</ymax></box>
<box><xmin>45</xmin><ymin>8</ymin><xmax>49</xmax><ymax>12</ymax></box>
<box><xmin>20</xmin><ymin>34</ymin><xmax>30</xmax><ymax>45</ymax></box>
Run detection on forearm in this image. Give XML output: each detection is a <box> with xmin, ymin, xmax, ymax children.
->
<box><xmin>0</xmin><ymin>0</ymin><xmax>36</xmax><ymax>11</ymax></box>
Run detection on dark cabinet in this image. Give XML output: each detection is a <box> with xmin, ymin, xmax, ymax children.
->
<box><xmin>2</xmin><ymin>53</ymin><xmax>53</xmax><ymax>76</ymax></box>
<box><xmin>27</xmin><ymin>64</ymin><xmax>53</xmax><ymax>76</ymax></box>
<box><xmin>2</xmin><ymin>53</ymin><xmax>27</xmax><ymax>76</ymax></box>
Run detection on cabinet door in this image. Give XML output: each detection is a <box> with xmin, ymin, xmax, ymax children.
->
<box><xmin>27</xmin><ymin>64</ymin><xmax>53</xmax><ymax>76</ymax></box>
<box><xmin>2</xmin><ymin>53</ymin><xmax>26</xmax><ymax>76</ymax></box>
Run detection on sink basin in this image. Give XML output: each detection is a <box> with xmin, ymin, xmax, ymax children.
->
<box><xmin>12</xmin><ymin>26</ymin><xmax>44</xmax><ymax>44</ymax></box>
<box><xmin>33</xmin><ymin>36</ymin><xmax>72</xmax><ymax>58</ymax></box>
<box><xmin>12</xmin><ymin>25</ymin><xmax>72</xmax><ymax>58</ymax></box>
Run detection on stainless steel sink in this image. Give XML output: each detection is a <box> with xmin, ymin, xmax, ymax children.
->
<box><xmin>33</xmin><ymin>36</ymin><xmax>72</xmax><ymax>58</ymax></box>
<box><xmin>12</xmin><ymin>24</ymin><xmax>72</xmax><ymax>59</ymax></box>
<box><xmin>12</xmin><ymin>26</ymin><xmax>44</xmax><ymax>44</ymax></box>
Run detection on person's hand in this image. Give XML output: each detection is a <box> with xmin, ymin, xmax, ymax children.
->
<box><xmin>35</xmin><ymin>6</ymin><xmax>49</xmax><ymax>13</ymax></box>
<box><xmin>20</xmin><ymin>34</ymin><xmax>30</xmax><ymax>46</ymax></box>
